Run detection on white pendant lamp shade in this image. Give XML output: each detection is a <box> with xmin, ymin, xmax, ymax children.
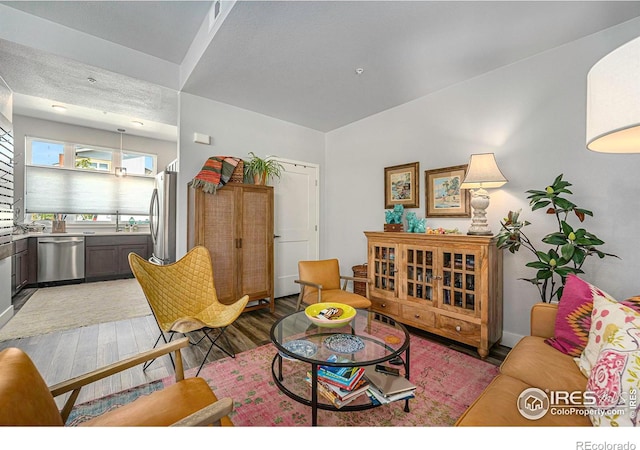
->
<box><xmin>586</xmin><ymin>35</ymin><xmax>640</xmax><ymax>153</ymax></box>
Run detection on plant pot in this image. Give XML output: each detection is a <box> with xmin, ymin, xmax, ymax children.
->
<box><xmin>253</xmin><ymin>172</ymin><xmax>267</xmax><ymax>185</ymax></box>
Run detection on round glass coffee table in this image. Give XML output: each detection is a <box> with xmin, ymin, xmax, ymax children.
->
<box><xmin>270</xmin><ymin>308</ymin><xmax>411</xmax><ymax>426</ymax></box>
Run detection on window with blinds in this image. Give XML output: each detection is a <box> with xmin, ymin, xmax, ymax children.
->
<box><xmin>25</xmin><ymin>166</ymin><xmax>153</xmax><ymax>215</ymax></box>
<box><xmin>24</xmin><ymin>136</ymin><xmax>157</xmax><ymax>221</ymax></box>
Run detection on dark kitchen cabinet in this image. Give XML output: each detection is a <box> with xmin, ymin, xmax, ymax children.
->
<box><xmin>85</xmin><ymin>245</ymin><xmax>118</xmax><ymax>279</ymax></box>
<box><xmin>11</xmin><ymin>238</ymin><xmax>29</xmax><ymax>297</ymax></box>
<box><xmin>85</xmin><ymin>234</ymin><xmax>151</xmax><ymax>281</ymax></box>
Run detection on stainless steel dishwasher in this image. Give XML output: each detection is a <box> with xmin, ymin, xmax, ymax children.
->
<box><xmin>37</xmin><ymin>236</ymin><xmax>85</xmax><ymax>283</ymax></box>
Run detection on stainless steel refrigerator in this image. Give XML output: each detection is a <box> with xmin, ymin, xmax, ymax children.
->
<box><xmin>149</xmin><ymin>170</ymin><xmax>176</xmax><ymax>265</ymax></box>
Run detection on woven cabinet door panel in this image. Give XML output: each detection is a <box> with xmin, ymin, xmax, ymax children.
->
<box><xmin>240</xmin><ymin>186</ymin><xmax>273</xmax><ymax>299</ymax></box>
<box><xmin>200</xmin><ymin>188</ymin><xmax>237</xmax><ymax>303</ymax></box>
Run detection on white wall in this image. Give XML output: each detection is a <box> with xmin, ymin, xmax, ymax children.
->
<box><xmin>325</xmin><ymin>18</ymin><xmax>640</xmax><ymax>347</ymax></box>
<box><xmin>12</xmin><ymin>115</ymin><xmax>177</xmax><ymax>222</ymax></box>
<box><xmin>176</xmin><ymin>93</ymin><xmax>325</xmax><ymax>257</ymax></box>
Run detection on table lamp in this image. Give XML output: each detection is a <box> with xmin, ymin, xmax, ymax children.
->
<box><xmin>460</xmin><ymin>153</ymin><xmax>508</xmax><ymax>236</ymax></box>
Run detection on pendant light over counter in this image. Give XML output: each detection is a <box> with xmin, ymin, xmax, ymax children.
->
<box><xmin>115</xmin><ymin>128</ymin><xmax>127</xmax><ymax>177</ymax></box>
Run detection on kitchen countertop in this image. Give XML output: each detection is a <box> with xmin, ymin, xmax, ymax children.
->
<box><xmin>12</xmin><ymin>231</ymin><xmax>151</xmax><ymax>241</ymax></box>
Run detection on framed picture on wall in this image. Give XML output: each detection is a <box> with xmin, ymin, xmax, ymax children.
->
<box><xmin>425</xmin><ymin>164</ymin><xmax>471</xmax><ymax>217</ymax></box>
<box><xmin>384</xmin><ymin>162</ymin><xmax>420</xmax><ymax>209</ymax></box>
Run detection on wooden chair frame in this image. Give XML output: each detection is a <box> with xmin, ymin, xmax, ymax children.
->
<box><xmin>49</xmin><ymin>337</ymin><xmax>232</xmax><ymax>426</ymax></box>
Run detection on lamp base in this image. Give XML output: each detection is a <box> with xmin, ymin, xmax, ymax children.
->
<box><xmin>467</xmin><ymin>188</ymin><xmax>493</xmax><ymax>236</ymax></box>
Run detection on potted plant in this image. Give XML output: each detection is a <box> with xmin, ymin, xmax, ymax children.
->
<box><xmin>495</xmin><ymin>174</ymin><xmax>618</xmax><ymax>303</ymax></box>
<box><xmin>243</xmin><ymin>152</ymin><xmax>284</xmax><ymax>185</ymax></box>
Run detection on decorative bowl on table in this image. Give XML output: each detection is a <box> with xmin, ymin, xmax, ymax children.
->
<box><xmin>305</xmin><ymin>302</ymin><xmax>356</xmax><ymax>328</ymax></box>
<box><xmin>280</xmin><ymin>339</ymin><xmax>318</xmax><ymax>360</ymax></box>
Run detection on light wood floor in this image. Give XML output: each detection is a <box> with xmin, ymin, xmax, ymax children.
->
<box><xmin>0</xmin><ymin>286</ymin><xmax>510</xmax><ymax>408</ymax></box>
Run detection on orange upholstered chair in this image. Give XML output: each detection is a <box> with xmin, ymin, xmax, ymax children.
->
<box><xmin>295</xmin><ymin>258</ymin><xmax>372</xmax><ymax>311</ymax></box>
<box><xmin>0</xmin><ymin>337</ymin><xmax>233</xmax><ymax>426</ymax></box>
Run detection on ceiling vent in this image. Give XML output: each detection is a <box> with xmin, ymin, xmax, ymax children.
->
<box><xmin>208</xmin><ymin>1</ymin><xmax>221</xmax><ymax>32</ymax></box>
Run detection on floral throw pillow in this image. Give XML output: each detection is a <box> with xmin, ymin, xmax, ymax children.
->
<box><xmin>545</xmin><ymin>275</ymin><xmax>600</xmax><ymax>357</ymax></box>
<box><xmin>586</xmin><ymin>325</ymin><xmax>640</xmax><ymax>426</ymax></box>
<box><xmin>577</xmin><ymin>291</ymin><xmax>640</xmax><ymax>378</ymax></box>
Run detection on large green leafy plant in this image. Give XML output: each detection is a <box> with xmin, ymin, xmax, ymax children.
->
<box><xmin>496</xmin><ymin>174</ymin><xmax>617</xmax><ymax>303</ymax></box>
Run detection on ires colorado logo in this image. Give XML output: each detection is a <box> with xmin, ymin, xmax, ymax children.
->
<box><xmin>516</xmin><ymin>387</ymin><xmax>636</xmax><ymax>420</ymax></box>
<box><xmin>517</xmin><ymin>388</ymin><xmax>552</xmax><ymax>420</ymax></box>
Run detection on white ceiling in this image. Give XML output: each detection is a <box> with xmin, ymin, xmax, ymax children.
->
<box><xmin>1</xmin><ymin>0</ymin><xmax>640</xmax><ymax>139</ymax></box>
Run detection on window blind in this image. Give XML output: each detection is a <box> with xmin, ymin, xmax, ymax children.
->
<box><xmin>0</xmin><ymin>125</ymin><xmax>13</xmax><ymax>258</ymax></box>
<box><xmin>26</xmin><ymin>166</ymin><xmax>154</xmax><ymax>215</ymax></box>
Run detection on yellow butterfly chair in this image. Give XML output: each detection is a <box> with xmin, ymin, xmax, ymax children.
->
<box><xmin>295</xmin><ymin>258</ymin><xmax>372</xmax><ymax>311</ymax></box>
<box><xmin>128</xmin><ymin>246</ymin><xmax>249</xmax><ymax>376</ymax></box>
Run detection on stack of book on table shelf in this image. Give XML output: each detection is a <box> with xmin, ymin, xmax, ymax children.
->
<box><xmin>363</xmin><ymin>365</ymin><xmax>416</xmax><ymax>405</ymax></box>
<box><xmin>306</xmin><ymin>355</ymin><xmax>370</xmax><ymax>409</ymax></box>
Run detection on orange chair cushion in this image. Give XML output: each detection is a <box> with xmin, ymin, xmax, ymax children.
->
<box><xmin>80</xmin><ymin>378</ymin><xmax>233</xmax><ymax>427</ymax></box>
<box><xmin>298</xmin><ymin>259</ymin><xmax>341</xmax><ymax>292</ymax></box>
<box><xmin>0</xmin><ymin>347</ymin><xmax>233</xmax><ymax>427</ymax></box>
<box><xmin>0</xmin><ymin>348</ymin><xmax>64</xmax><ymax>426</ymax></box>
<box><xmin>303</xmin><ymin>290</ymin><xmax>372</xmax><ymax>309</ymax></box>
<box><xmin>298</xmin><ymin>259</ymin><xmax>371</xmax><ymax>309</ymax></box>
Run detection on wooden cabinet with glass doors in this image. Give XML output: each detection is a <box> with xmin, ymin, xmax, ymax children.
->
<box><xmin>365</xmin><ymin>232</ymin><xmax>503</xmax><ymax>358</ymax></box>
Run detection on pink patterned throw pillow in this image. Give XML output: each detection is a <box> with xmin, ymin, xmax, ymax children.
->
<box><xmin>587</xmin><ymin>348</ymin><xmax>628</xmax><ymax>409</ymax></box>
<box><xmin>577</xmin><ymin>292</ymin><xmax>640</xmax><ymax>378</ymax></box>
<box><xmin>545</xmin><ymin>274</ymin><xmax>597</xmax><ymax>357</ymax></box>
<box><xmin>585</xmin><ymin>326</ymin><xmax>640</xmax><ymax>427</ymax></box>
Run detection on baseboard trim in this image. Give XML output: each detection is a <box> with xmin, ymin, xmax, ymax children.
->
<box><xmin>0</xmin><ymin>304</ymin><xmax>14</xmax><ymax>328</ymax></box>
<box><xmin>501</xmin><ymin>330</ymin><xmax>524</xmax><ymax>349</ymax></box>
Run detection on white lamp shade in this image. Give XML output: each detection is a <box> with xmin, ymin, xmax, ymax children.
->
<box><xmin>460</xmin><ymin>153</ymin><xmax>508</xmax><ymax>189</ymax></box>
<box><xmin>586</xmin><ymin>35</ymin><xmax>640</xmax><ymax>153</ymax></box>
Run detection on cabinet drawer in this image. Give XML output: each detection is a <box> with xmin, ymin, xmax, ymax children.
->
<box><xmin>438</xmin><ymin>315</ymin><xmax>480</xmax><ymax>341</ymax></box>
<box><xmin>370</xmin><ymin>297</ymin><xmax>399</xmax><ymax>316</ymax></box>
<box><xmin>86</xmin><ymin>235</ymin><xmax>149</xmax><ymax>247</ymax></box>
<box><xmin>13</xmin><ymin>238</ymin><xmax>28</xmax><ymax>253</ymax></box>
<box><xmin>400</xmin><ymin>304</ymin><xmax>436</xmax><ymax>328</ymax></box>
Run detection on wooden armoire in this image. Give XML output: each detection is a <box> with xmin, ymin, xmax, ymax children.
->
<box><xmin>187</xmin><ymin>182</ymin><xmax>274</xmax><ymax>313</ymax></box>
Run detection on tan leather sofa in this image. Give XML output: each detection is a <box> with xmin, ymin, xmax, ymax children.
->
<box><xmin>455</xmin><ymin>302</ymin><xmax>592</xmax><ymax>426</ymax></box>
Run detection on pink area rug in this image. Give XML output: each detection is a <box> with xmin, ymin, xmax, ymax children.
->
<box><xmin>162</xmin><ymin>334</ymin><xmax>499</xmax><ymax>427</ymax></box>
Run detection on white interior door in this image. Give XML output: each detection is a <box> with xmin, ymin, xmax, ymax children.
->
<box><xmin>273</xmin><ymin>159</ymin><xmax>319</xmax><ymax>298</ymax></box>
